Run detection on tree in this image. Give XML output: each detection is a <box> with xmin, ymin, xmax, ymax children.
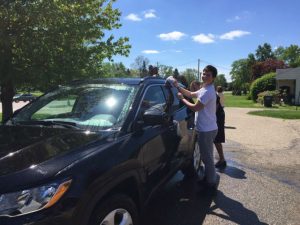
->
<box><xmin>0</xmin><ymin>0</ymin><xmax>131</xmax><ymax>122</ymax></box>
<box><xmin>214</xmin><ymin>74</ymin><xmax>227</xmax><ymax>89</ymax></box>
<box><xmin>100</xmin><ymin>62</ymin><xmax>130</xmax><ymax>77</ymax></box>
<box><xmin>159</xmin><ymin>65</ymin><xmax>173</xmax><ymax>78</ymax></box>
<box><xmin>131</xmin><ymin>55</ymin><xmax>149</xmax><ymax>77</ymax></box>
<box><xmin>275</xmin><ymin>45</ymin><xmax>300</xmax><ymax>68</ymax></box>
<box><xmin>252</xmin><ymin>59</ymin><xmax>286</xmax><ymax>80</ymax></box>
<box><xmin>255</xmin><ymin>43</ymin><xmax>275</xmax><ymax>62</ymax></box>
<box><xmin>182</xmin><ymin>68</ymin><xmax>198</xmax><ymax>86</ymax></box>
<box><xmin>230</xmin><ymin>59</ymin><xmax>252</xmax><ymax>95</ymax></box>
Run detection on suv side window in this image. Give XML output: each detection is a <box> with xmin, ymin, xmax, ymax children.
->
<box><xmin>138</xmin><ymin>85</ymin><xmax>166</xmax><ymax>118</ymax></box>
<box><xmin>162</xmin><ymin>86</ymin><xmax>185</xmax><ymax>113</ymax></box>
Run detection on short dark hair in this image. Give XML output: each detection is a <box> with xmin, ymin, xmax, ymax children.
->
<box><xmin>204</xmin><ymin>65</ymin><xmax>217</xmax><ymax>78</ymax></box>
<box><xmin>217</xmin><ymin>86</ymin><xmax>223</xmax><ymax>93</ymax></box>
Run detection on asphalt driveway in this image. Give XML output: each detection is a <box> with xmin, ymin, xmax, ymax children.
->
<box><xmin>145</xmin><ymin>107</ymin><xmax>300</xmax><ymax>225</ymax></box>
<box><xmin>224</xmin><ymin>107</ymin><xmax>300</xmax><ymax>189</ymax></box>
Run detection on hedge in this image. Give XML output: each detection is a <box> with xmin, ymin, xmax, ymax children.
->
<box><xmin>250</xmin><ymin>72</ymin><xmax>276</xmax><ymax>101</ymax></box>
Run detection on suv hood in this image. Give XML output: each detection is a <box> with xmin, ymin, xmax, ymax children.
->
<box><xmin>0</xmin><ymin>125</ymin><xmax>118</xmax><ymax>177</ymax></box>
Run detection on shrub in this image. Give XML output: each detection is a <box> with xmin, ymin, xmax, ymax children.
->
<box><xmin>257</xmin><ymin>90</ymin><xmax>280</xmax><ymax>105</ymax></box>
<box><xmin>250</xmin><ymin>72</ymin><xmax>276</xmax><ymax>101</ymax></box>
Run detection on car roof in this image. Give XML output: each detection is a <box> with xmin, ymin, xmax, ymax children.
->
<box><xmin>69</xmin><ymin>76</ymin><xmax>166</xmax><ymax>86</ymax></box>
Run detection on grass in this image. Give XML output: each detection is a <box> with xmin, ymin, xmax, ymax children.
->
<box><xmin>248</xmin><ymin>110</ymin><xmax>300</xmax><ymax>119</ymax></box>
<box><xmin>224</xmin><ymin>92</ymin><xmax>300</xmax><ymax>119</ymax></box>
<box><xmin>224</xmin><ymin>92</ymin><xmax>261</xmax><ymax>108</ymax></box>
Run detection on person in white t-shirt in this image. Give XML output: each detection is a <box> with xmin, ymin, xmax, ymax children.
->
<box><xmin>175</xmin><ymin>65</ymin><xmax>219</xmax><ymax>189</ymax></box>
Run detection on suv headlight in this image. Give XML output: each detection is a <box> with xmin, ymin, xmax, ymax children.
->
<box><xmin>0</xmin><ymin>179</ymin><xmax>71</xmax><ymax>216</ymax></box>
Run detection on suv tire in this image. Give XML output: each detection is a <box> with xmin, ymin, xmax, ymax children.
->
<box><xmin>89</xmin><ymin>194</ymin><xmax>139</xmax><ymax>225</ymax></box>
<box><xmin>181</xmin><ymin>141</ymin><xmax>205</xmax><ymax>179</ymax></box>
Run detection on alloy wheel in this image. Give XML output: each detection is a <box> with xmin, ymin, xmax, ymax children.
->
<box><xmin>193</xmin><ymin>142</ymin><xmax>201</xmax><ymax>172</ymax></box>
<box><xmin>100</xmin><ymin>208</ymin><xmax>133</xmax><ymax>225</ymax></box>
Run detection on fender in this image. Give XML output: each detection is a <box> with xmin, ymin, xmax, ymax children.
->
<box><xmin>73</xmin><ymin>160</ymin><xmax>144</xmax><ymax>225</ymax></box>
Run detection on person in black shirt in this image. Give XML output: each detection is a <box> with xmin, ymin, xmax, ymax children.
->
<box><xmin>214</xmin><ymin>94</ymin><xmax>226</xmax><ymax>168</ymax></box>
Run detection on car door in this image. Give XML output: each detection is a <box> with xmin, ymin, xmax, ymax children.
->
<box><xmin>162</xmin><ymin>86</ymin><xmax>194</xmax><ymax>168</ymax></box>
<box><xmin>135</xmin><ymin>84</ymin><xmax>180</xmax><ymax>190</ymax></box>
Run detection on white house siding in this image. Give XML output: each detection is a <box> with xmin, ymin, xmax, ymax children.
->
<box><xmin>276</xmin><ymin>67</ymin><xmax>300</xmax><ymax>104</ymax></box>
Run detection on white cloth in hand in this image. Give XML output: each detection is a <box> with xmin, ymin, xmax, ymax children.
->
<box><xmin>165</xmin><ymin>76</ymin><xmax>177</xmax><ymax>88</ymax></box>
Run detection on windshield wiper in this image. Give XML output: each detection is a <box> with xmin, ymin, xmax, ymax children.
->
<box><xmin>14</xmin><ymin>120</ymin><xmax>82</xmax><ymax>130</ymax></box>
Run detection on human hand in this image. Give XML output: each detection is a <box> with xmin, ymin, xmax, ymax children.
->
<box><xmin>177</xmin><ymin>92</ymin><xmax>184</xmax><ymax>100</ymax></box>
<box><xmin>166</xmin><ymin>76</ymin><xmax>178</xmax><ymax>88</ymax></box>
<box><xmin>173</xmin><ymin>79</ymin><xmax>179</xmax><ymax>88</ymax></box>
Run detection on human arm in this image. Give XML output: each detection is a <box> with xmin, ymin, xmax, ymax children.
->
<box><xmin>177</xmin><ymin>92</ymin><xmax>204</xmax><ymax>112</ymax></box>
<box><xmin>173</xmin><ymin>80</ymin><xmax>198</xmax><ymax>98</ymax></box>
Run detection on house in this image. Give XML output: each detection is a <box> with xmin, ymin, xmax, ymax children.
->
<box><xmin>276</xmin><ymin>67</ymin><xmax>300</xmax><ymax>105</ymax></box>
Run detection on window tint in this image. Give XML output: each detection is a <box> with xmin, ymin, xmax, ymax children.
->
<box><xmin>162</xmin><ymin>86</ymin><xmax>184</xmax><ymax>113</ymax></box>
<box><xmin>139</xmin><ymin>85</ymin><xmax>166</xmax><ymax>117</ymax></box>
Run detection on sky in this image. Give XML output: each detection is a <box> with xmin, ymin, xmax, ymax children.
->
<box><xmin>111</xmin><ymin>0</ymin><xmax>300</xmax><ymax>81</ymax></box>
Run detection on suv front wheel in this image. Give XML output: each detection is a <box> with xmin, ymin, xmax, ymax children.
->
<box><xmin>89</xmin><ymin>194</ymin><xmax>139</xmax><ymax>225</ymax></box>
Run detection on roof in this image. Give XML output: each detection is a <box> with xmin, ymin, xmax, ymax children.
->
<box><xmin>276</xmin><ymin>67</ymin><xmax>300</xmax><ymax>80</ymax></box>
<box><xmin>70</xmin><ymin>76</ymin><xmax>166</xmax><ymax>86</ymax></box>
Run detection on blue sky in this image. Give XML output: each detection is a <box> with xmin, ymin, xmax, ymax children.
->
<box><xmin>111</xmin><ymin>0</ymin><xmax>300</xmax><ymax>81</ymax></box>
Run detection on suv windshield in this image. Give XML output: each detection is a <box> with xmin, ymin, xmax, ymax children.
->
<box><xmin>11</xmin><ymin>83</ymin><xmax>138</xmax><ymax>131</ymax></box>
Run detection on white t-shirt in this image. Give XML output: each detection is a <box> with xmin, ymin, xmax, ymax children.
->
<box><xmin>195</xmin><ymin>84</ymin><xmax>217</xmax><ymax>132</ymax></box>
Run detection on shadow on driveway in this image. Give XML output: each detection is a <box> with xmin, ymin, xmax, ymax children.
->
<box><xmin>143</xmin><ymin>172</ymin><xmax>266</xmax><ymax>225</ymax></box>
<box><xmin>217</xmin><ymin>165</ymin><xmax>247</xmax><ymax>180</ymax></box>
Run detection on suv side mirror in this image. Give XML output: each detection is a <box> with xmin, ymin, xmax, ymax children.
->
<box><xmin>143</xmin><ymin>108</ymin><xmax>168</xmax><ymax>126</ymax></box>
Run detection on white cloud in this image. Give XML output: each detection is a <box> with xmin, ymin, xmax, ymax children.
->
<box><xmin>144</xmin><ymin>9</ymin><xmax>157</xmax><ymax>19</ymax></box>
<box><xmin>158</xmin><ymin>31</ymin><xmax>186</xmax><ymax>41</ymax></box>
<box><xmin>125</xmin><ymin>13</ymin><xmax>142</xmax><ymax>21</ymax></box>
<box><xmin>192</xmin><ymin>33</ymin><xmax>215</xmax><ymax>44</ymax></box>
<box><xmin>142</xmin><ymin>50</ymin><xmax>160</xmax><ymax>54</ymax></box>
<box><xmin>226</xmin><ymin>15</ymin><xmax>241</xmax><ymax>23</ymax></box>
<box><xmin>219</xmin><ymin>30</ymin><xmax>251</xmax><ymax>40</ymax></box>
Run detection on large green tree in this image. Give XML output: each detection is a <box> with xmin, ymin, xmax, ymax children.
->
<box><xmin>274</xmin><ymin>44</ymin><xmax>300</xmax><ymax>68</ymax></box>
<box><xmin>230</xmin><ymin>59</ymin><xmax>252</xmax><ymax>95</ymax></box>
<box><xmin>214</xmin><ymin>74</ymin><xmax>227</xmax><ymax>89</ymax></box>
<box><xmin>182</xmin><ymin>68</ymin><xmax>198</xmax><ymax>86</ymax></box>
<box><xmin>255</xmin><ymin>43</ymin><xmax>275</xmax><ymax>62</ymax></box>
<box><xmin>0</xmin><ymin>0</ymin><xmax>130</xmax><ymax>121</ymax></box>
<box><xmin>100</xmin><ymin>62</ymin><xmax>130</xmax><ymax>77</ymax></box>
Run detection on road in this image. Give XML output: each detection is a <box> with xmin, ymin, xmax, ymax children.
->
<box><xmin>144</xmin><ymin>107</ymin><xmax>300</xmax><ymax>225</ymax></box>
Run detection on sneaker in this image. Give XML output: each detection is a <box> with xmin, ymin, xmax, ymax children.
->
<box><xmin>215</xmin><ymin>160</ymin><xmax>227</xmax><ymax>168</ymax></box>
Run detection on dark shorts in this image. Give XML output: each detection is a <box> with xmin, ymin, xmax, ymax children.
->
<box><xmin>214</xmin><ymin>122</ymin><xmax>225</xmax><ymax>143</ymax></box>
<box><xmin>214</xmin><ymin>112</ymin><xmax>225</xmax><ymax>143</ymax></box>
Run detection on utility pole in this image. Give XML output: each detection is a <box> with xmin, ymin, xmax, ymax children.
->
<box><xmin>197</xmin><ymin>59</ymin><xmax>200</xmax><ymax>80</ymax></box>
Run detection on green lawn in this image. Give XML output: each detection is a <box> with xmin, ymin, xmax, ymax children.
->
<box><xmin>224</xmin><ymin>92</ymin><xmax>261</xmax><ymax>108</ymax></box>
<box><xmin>224</xmin><ymin>92</ymin><xmax>300</xmax><ymax>119</ymax></box>
<box><xmin>248</xmin><ymin>110</ymin><xmax>300</xmax><ymax>119</ymax></box>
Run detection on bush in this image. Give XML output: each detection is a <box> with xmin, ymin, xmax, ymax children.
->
<box><xmin>250</xmin><ymin>72</ymin><xmax>276</xmax><ymax>101</ymax></box>
<box><xmin>257</xmin><ymin>90</ymin><xmax>280</xmax><ymax>105</ymax></box>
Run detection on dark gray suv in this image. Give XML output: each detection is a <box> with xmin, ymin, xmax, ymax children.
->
<box><xmin>0</xmin><ymin>77</ymin><xmax>201</xmax><ymax>225</ymax></box>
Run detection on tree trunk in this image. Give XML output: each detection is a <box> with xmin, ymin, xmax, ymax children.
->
<box><xmin>0</xmin><ymin>80</ymin><xmax>14</xmax><ymax>123</ymax></box>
